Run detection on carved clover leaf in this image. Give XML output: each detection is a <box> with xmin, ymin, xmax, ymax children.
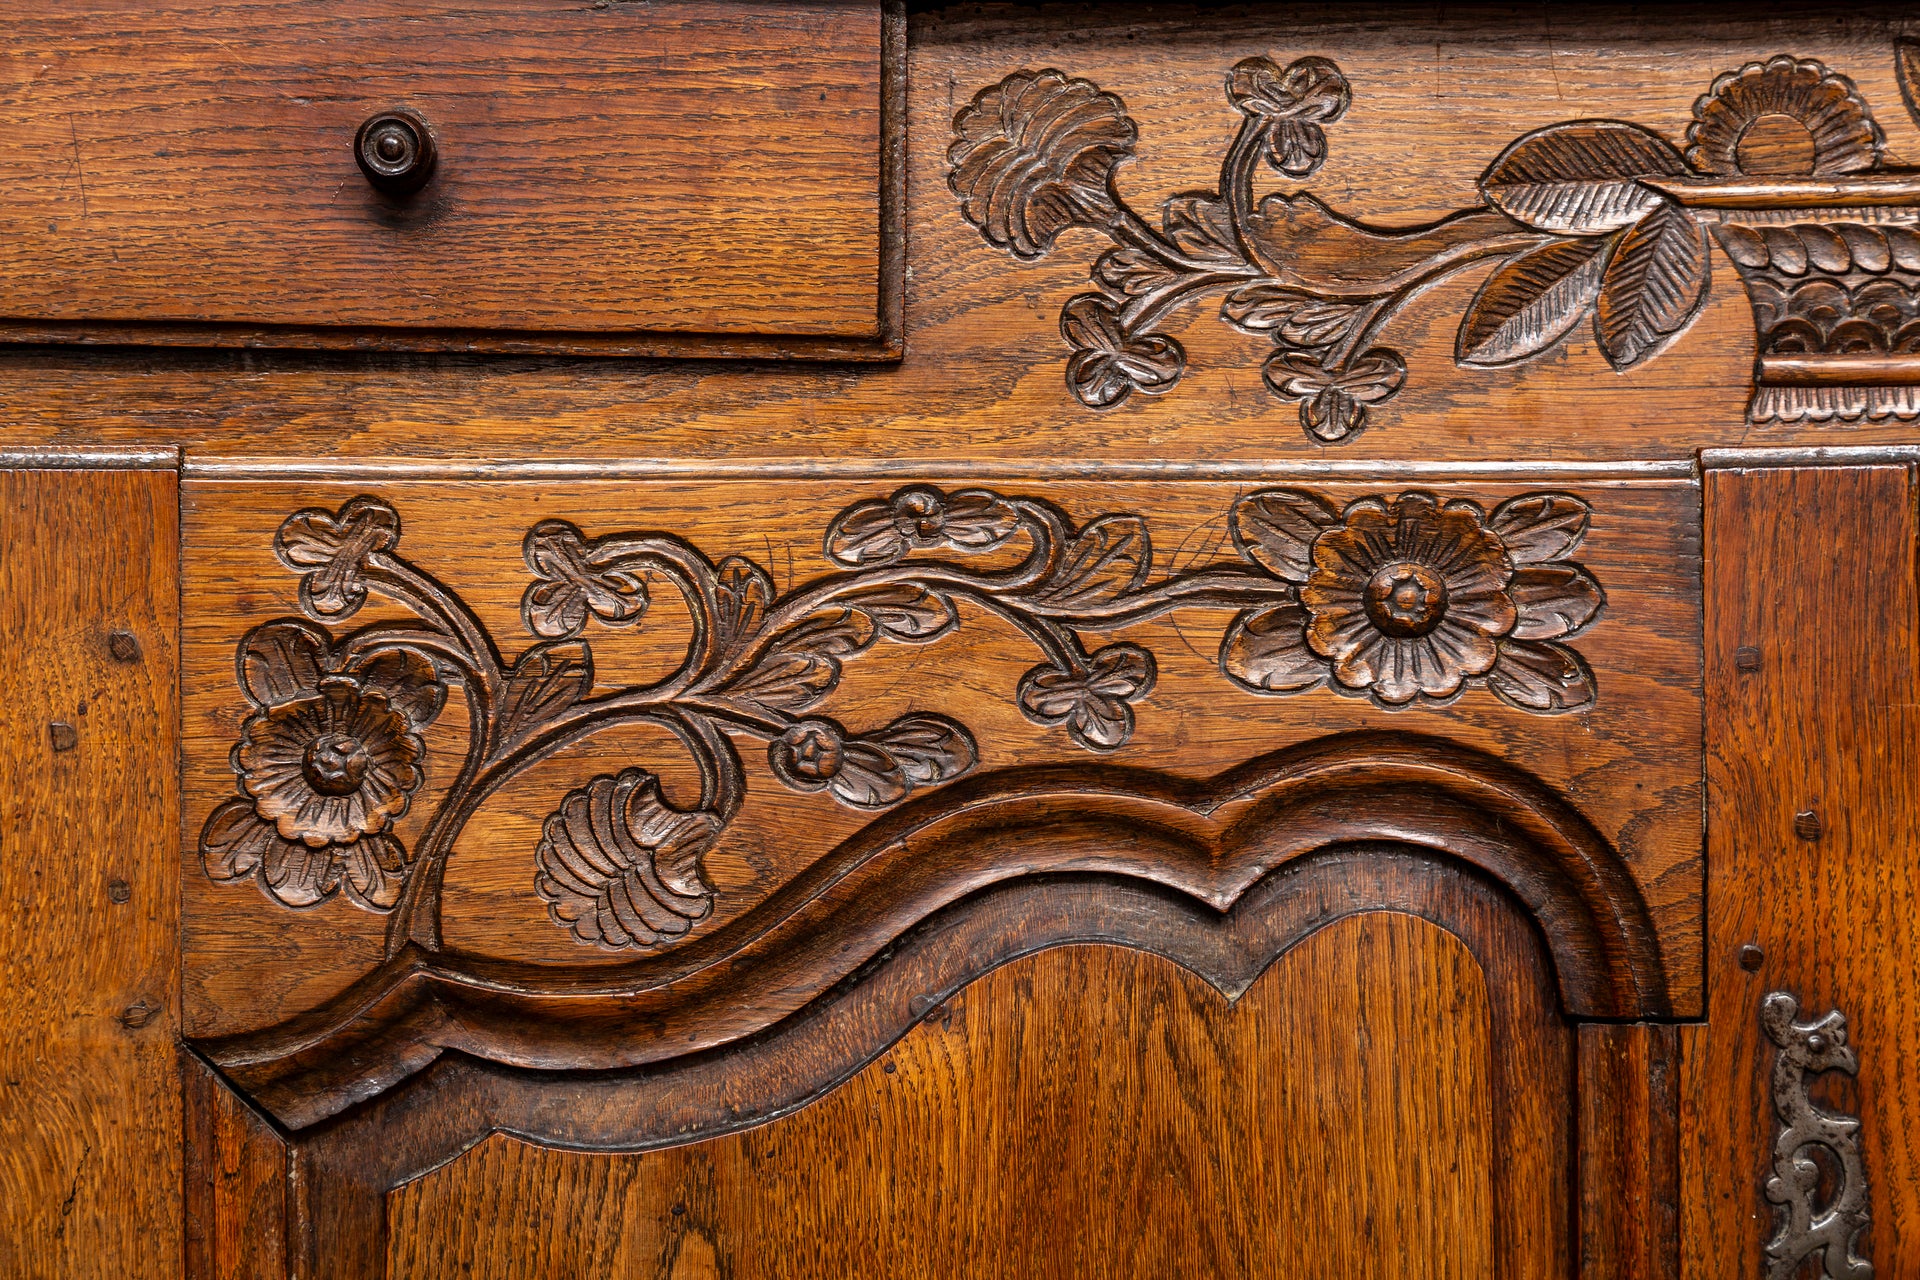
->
<box><xmin>274</xmin><ymin>496</ymin><xmax>400</xmax><ymax>619</ymax></box>
<box><xmin>520</xmin><ymin>519</ymin><xmax>650</xmax><ymax>640</ymax></box>
<box><xmin>1061</xmin><ymin>294</ymin><xmax>1185</xmax><ymax>409</ymax></box>
<box><xmin>1017</xmin><ymin>642</ymin><xmax>1157</xmax><ymax>751</ymax></box>
<box><xmin>1226</xmin><ymin>55</ymin><xmax>1350</xmax><ymax>177</ymax></box>
<box><xmin>768</xmin><ymin>713</ymin><xmax>977</xmax><ymax>809</ymax></box>
<box><xmin>1264</xmin><ymin>348</ymin><xmax>1407</xmax><ymax>443</ymax></box>
<box><xmin>534</xmin><ymin>768</ymin><xmax>719</xmax><ymax>950</ymax></box>
<box><xmin>949</xmin><ymin>68</ymin><xmax>1137</xmax><ymax>259</ymax></box>
<box><xmin>825</xmin><ymin>486</ymin><xmax>1022</xmax><ymax>568</ymax></box>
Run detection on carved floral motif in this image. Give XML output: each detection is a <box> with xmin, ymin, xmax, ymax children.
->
<box><xmin>199</xmin><ymin>487</ymin><xmax>1606</xmax><ymax>951</ymax></box>
<box><xmin>1221</xmin><ymin>490</ymin><xmax>1601</xmax><ymax>710</ymax></box>
<box><xmin>951</xmin><ymin>44</ymin><xmax>1920</xmax><ymax>436</ymax></box>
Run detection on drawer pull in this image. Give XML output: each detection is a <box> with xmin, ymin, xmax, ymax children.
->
<box><xmin>355</xmin><ymin>110</ymin><xmax>437</xmax><ymax>194</ymax></box>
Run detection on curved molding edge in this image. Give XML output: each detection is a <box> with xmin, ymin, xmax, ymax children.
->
<box><xmin>201</xmin><ymin>731</ymin><xmax>1669</xmax><ymax>1129</ymax></box>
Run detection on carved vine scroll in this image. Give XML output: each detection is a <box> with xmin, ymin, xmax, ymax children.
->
<box><xmin>951</xmin><ymin>43</ymin><xmax>1920</xmax><ymax>438</ymax></box>
<box><xmin>197</xmin><ymin>486</ymin><xmax>1607</xmax><ymax>957</ymax></box>
<box><xmin>1763</xmin><ymin>991</ymin><xmax>1874</xmax><ymax>1279</ymax></box>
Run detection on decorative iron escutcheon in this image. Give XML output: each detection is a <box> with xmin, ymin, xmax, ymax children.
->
<box><xmin>1762</xmin><ymin>991</ymin><xmax>1873</xmax><ymax>1279</ymax></box>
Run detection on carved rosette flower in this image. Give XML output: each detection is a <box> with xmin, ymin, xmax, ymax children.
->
<box><xmin>1264</xmin><ymin>349</ymin><xmax>1407</xmax><ymax>443</ymax></box>
<box><xmin>949</xmin><ymin>68</ymin><xmax>1138</xmax><ymax>259</ymax></box>
<box><xmin>1061</xmin><ymin>294</ymin><xmax>1185</xmax><ymax>409</ymax></box>
<box><xmin>1686</xmin><ymin>55</ymin><xmax>1883</xmax><ymax>177</ymax></box>
<box><xmin>1220</xmin><ymin>489</ymin><xmax>1604</xmax><ymax>712</ymax></box>
<box><xmin>825</xmin><ymin>485</ymin><xmax>1022</xmax><ymax>567</ymax></box>
<box><xmin>1225</xmin><ymin>55</ymin><xmax>1351</xmax><ymax>177</ymax></box>
<box><xmin>200</xmin><ymin>620</ymin><xmax>445</xmax><ymax>911</ymax></box>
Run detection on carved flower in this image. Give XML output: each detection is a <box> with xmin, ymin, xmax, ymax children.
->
<box><xmin>534</xmin><ymin>768</ymin><xmax>719</xmax><ymax>950</ymax></box>
<box><xmin>826</xmin><ymin>485</ymin><xmax>1022</xmax><ymax>567</ymax></box>
<box><xmin>1017</xmin><ymin>642</ymin><xmax>1157</xmax><ymax>750</ymax></box>
<box><xmin>200</xmin><ymin>620</ymin><xmax>443</xmax><ymax>911</ymax></box>
<box><xmin>520</xmin><ymin>518</ymin><xmax>650</xmax><ymax>640</ymax></box>
<box><xmin>1220</xmin><ymin>489</ymin><xmax>1604</xmax><ymax>712</ymax></box>
<box><xmin>1061</xmin><ymin>294</ymin><xmax>1185</xmax><ymax>409</ymax></box>
<box><xmin>1226</xmin><ymin>55</ymin><xmax>1350</xmax><ymax>177</ymax></box>
<box><xmin>1686</xmin><ymin>56</ymin><xmax>1883</xmax><ymax>178</ymax></box>
<box><xmin>949</xmin><ymin>68</ymin><xmax>1138</xmax><ymax>259</ymax></box>
<box><xmin>274</xmin><ymin>495</ymin><xmax>401</xmax><ymax>619</ymax></box>
<box><xmin>768</xmin><ymin>713</ymin><xmax>977</xmax><ymax>809</ymax></box>
<box><xmin>1264</xmin><ymin>348</ymin><xmax>1407</xmax><ymax>443</ymax></box>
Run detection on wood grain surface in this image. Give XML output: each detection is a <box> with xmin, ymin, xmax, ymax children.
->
<box><xmin>0</xmin><ymin>467</ymin><xmax>181</xmax><ymax>1277</ymax></box>
<box><xmin>381</xmin><ymin>913</ymin><xmax>1545</xmax><ymax>1279</ymax></box>
<box><xmin>174</xmin><ymin>473</ymin><xmax>1702</xmax><ymax>1050</ymax></box>
<box><xmin>0</xmin><ymin>3</ymin><xmax>1916</xmax><ymax>458</ymax></box>
<box><xmin>0</xmin><ymin>0</ymin><xmax>889</xmax><ymax>349</ymax></box>
<box><xmin>1685</xmin><ymin>461</ymin><xmax>1920</xmax><ymax>1276</ymax></box>
<box><xmin>183</xmin><ymin>1052</ymin><xmax>288</xmax><ymax>1280</ymax></box>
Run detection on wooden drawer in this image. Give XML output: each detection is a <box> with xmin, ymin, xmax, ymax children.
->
<box><xmin>0</xmin><ymin>0</ymin><xmax>899</xmax><ymax>357</ymax></box>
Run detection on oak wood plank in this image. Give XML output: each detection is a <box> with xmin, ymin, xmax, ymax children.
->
<box><xmin>1687</xmin><ymin>463</ymin><xmax>1920</xmax><ymax>1276</ymax></box>
<box><xmin>0</xmin><ymin>0</ymin><xmax>885</xmax><ymax>346</ymax></box>
<box><xmin>385</xmin><ymin>916</ymin><xmax>1518</xmax><ymax>1279</ymax></box>
<box><xmin>0</xmin><ymin>467</ymin><xmax>181</xmax><ymax>1277</ymax></box>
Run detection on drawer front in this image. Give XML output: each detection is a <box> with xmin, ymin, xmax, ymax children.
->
<box><xmin>0</xmin><ymin>0</ymin><xmax>896</xmax><ymax>355</ymax></box>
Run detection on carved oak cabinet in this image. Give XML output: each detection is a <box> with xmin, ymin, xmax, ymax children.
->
<box><xmin>3</xmin><ymin>3</ymin><xmax>1918</xmax><ymax>1277</ymax></box>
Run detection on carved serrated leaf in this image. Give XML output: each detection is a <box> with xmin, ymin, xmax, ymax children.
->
<box><xmin>1457</xmin><ymin>236</ymin><xmax>1613</xmax><ymax>366</ymax></box>
<box><xmin>711</xmin><ymin>556</ymin><xmax>775</xmax><ymax>650</ymax></box>
<box><xmin>1480</xmin><ymin>121</ymin><xmax>1686</xmax><ymax>235</ymax></box>
<box><xmin>534</xmin><ymin>768</ymin><xmax>718</xmax><ymax>949</ymax></box>
<box><xmin>847</xmin><ymin>582</ymin><xmax>960</xmax><ymax>643</ymax></box>
<box><xmin>719</xmin><ymin>609</ymin><xmax>877</xmax><ymax>715</ymax></box>
<box><xmin>1509</xmin><ymin>565</ymin><xmax>1605</xmax><ymax>641</ymax></box>
<box><xmin>1230</xmin><ymin>489</ymin><xmax>1339</xmax><ymax>583</ymax></box>
<box><xmin>1024</xmin><ymin>515</ymin><xmax>1152</xmax><ymax>609</ymax></box>
<box><xmin>238</xmin><ymin>619</ymin><xmax>330</xmax><ymax>708</ymax></box>
<box><xmin>1094</xmin><ymin>246</ymin><xmax>1178</xmax><ymax>299</ymax></box>
<box><xmin>1489</xmin><ymin>492</ymin><xmax>1591</xmax><ymax>563</ymax></box>
<box><xmin>1595</xmin><ymin>201</ymin><xmax>1711</xmax><ymax>370</ymax></box>
<box><xmin>1161</xmin><ymin>192</ymin><xmax>1242</xmax><ymax>264</ymax></box>
<box><xmin>1219</xmin><ymin>604</ymin><xmax>1325</xmax><ymax>692</ymax></box>
<box><xmin>496</xmin><ymin>642</ymin><xmax>594</xmax><ymax>749</ymax></box>
<box><xmin>1486</xmin><ymin>639</ymin><xmax>1597</xmax><ymax>713</ymax></box>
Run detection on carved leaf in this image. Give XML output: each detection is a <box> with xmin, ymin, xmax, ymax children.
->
<box><xmin>1595</xmin><ymin>201</ymin><xmax>1712</xmax><ymax>370</ymax></box>
<box><xmin>1901</xmin><ymin>40</ymin><xmax>1920</xmax><ymax>131</ymax></box>
<box><xmin>838</xmin><ymin>716</ymin><xmax>977</xmax><ymax>808</ymax></box>
<box><xmin>1457</xmin><ymin>237</ymin><xmax>1613</xmax><ymax>367</ymax></box>
<box><xmin>238</xmin><ymin>619</ymin><xmax>330</xmax><ymax>708</ymax></box>
<box><xmin>719</xmin><ymin>609</ymin><xmax>877</xmax><ymax>715</ymax></box>
<box><xmin>520</xmin><ymin>519</ymin><xmax>649</xmax><ymax>641</ymax></box>
<box><xmin>274</xmin><ymin>495</ymin><xmax>401</xmax><ymax>619</ymax></box>
<box><xmin>1479</xmin><ymin>121</ymin><xmax>1687</xmax><ymax>235</ymax></box>
<box><xmin>1023</xmin><ymin>515</ymin><xmax>1152</xmax><ymax>608</ymax></box>
<box><xmin>352</xmin><ymin>648</ymin><xmax>447</xmax><ymax>729</ymax></box>
<box><xmin>1220</xmin><ymin>284</ymin><xmax>1359</xmax><ymax>350</ymax></box>
<box><xmin>1509</xmin><ymin>565</ymin><xmax>1605</xmax><ymax>640</ymax></box>
<box><xmin>534</xmin><ymin>768</ymin><xmax>718</xmax><ymax>949</ymax></box>
<box><xmin>337</xmin><ymin>835</ymin><xmax>411</xmax><ymax>913</ymax></box>
<box><xmin>1230</xmin><ymin>489</ymin><xmax>1340</xmax><ymax>583</ymax></box>
<box><xmin>1094</xmin><ymin>246</ymin><xmax>1179</xmax><ymax>300</ymax></box>
<box><xmin>1486</xmin><ymin>639</ymin><xmax>1597</xmax><ymax>713</ymax></box>
<box><xmin>1161</xmin><ymin>193</ymin><xmax>1243</xmax><ymax>265</ymax></box>
<box><xmin>496</xmin><ymin>642</ymin><xmax>594</xmax><ymax>749</ymax></box>
<box><xmin>1016</xmin><ymin>642</ymin><xmax>1157</xmax><ymax>751</ymax></box>
<box><xmin>846</xmin><ymin>582</ymin><xmax>960</xmax><ymax>643</ymax></box>
<box><xmin>712</xmin><ymin>556</ymin><xmax>775</xmax><ymax>650</ymax></box>
<box><xmin>1489</xmin><ymin>492</ymin><xmax>1591</xmax><ymax>563</ymax></box>
<box><xmin>825</xmin><ymin>487</ymin><xmax>1023</xmax><ymax>568</ymax></box>
<box><xmin>1220</xmin><ymin>604</ymin><xmax>1325</xmax><ymax>692</ymax></box>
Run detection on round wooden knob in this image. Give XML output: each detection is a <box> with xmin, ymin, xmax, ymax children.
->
<box><xmin>355</xmin><ymin>110</ymin><xmax>436</xmax><ymax>194</ymax></box>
